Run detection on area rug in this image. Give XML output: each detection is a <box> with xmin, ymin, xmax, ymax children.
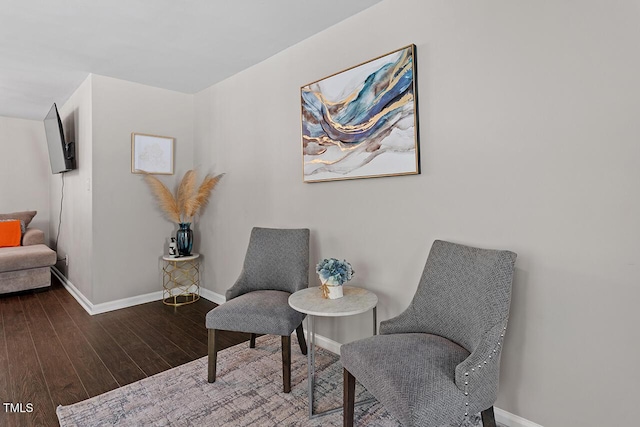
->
<box><xmin>57</xmin><ymin>335</ymin><xmax>502</xmax><ymax>426</ymax></box>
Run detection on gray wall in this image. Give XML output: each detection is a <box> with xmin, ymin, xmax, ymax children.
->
<box><xmin>90</xmin><ymin>75</ymin><xmax>194</xmax><ymax>304</ymax></box>
<box><xmin>54</xmin><ymin>76</ymin><xmax>94</xmax><ymax>299</ymax></box>
<box><xmin>0</xmin><ymin>116</ymin><xmax>50</xmax><ymax>240</ymax></box>
<box><xmin>53</xmin><ymin>74</ymin><xmax>194</xmax><ymax>305</ymax></box>
<box><xmin>193</xmin><ymin>1</ymin><xmax>640</xmax><ymax>426</ymax></box>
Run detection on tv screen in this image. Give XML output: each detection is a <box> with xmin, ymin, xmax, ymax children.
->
<box><xmin>44</xmin><ymin>103</ymin><xmax>75</xmax><ymax>174</ymax></box>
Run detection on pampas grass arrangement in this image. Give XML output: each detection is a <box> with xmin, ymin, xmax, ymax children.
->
<box><xmin>144</xmin><ymin>170</ymin><xmax>224</xmax><ymax>224</ymax></box>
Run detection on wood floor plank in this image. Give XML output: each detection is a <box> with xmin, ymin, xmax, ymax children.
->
<box><xmin>0</xmin><ymin>298</ymin><xmax>56</xmax><ymax>427</ymax></box>
<box><xmin>150</xmin><ymin>303</ymin><xmax>209</xmax><ymax>342</ymax></box>
<box><xmin>217</xmin><ymin>330</ymin><xmax>253</xmax><ymax>352</ymax></box>
<box><xmin>0</xmin><ymin>299</ymin><xmax>15</xmax><ymax>427</ymax></box>
<box><xmin>183</xmin><ymin>297</ymin><xmax>217</xmax><ymax>316</ymax></box>
<box><xmin>50</xmin><ymin>287</ymin><xmax>147</xmax><ymax>387</ymax></box>
<box><xmin>1</xmin><ymin>276</ymin><xmax>252</xmax><ymax>427</ymax></box>
<box><xmin>35</xmin><ymin>289</ymin><xmax>119</xmax><ymax>397</ymax></box>
<box><xmin>95</xmin><ymin>310</ymin><xmax>171</xmax><ymax>377</ymax></box>
<box><xmin>151</xmin><ymin>299</ymin><xmax>251</xmax><ymax>351</ymax></box>
<box><xmin>170</xmin><ymin>301</ymin><xmax>214</xmax><ymax>329</ymax></box>
<box><xmin>105</xmin><ymin>304</ymin><xmax>193</xmax><ymax>368</ymax></box>
<box><xmin>154</xmin><ymin>304</ymin><xmax>207</xmax><ymax>341</ymax></box>
<box><xmin>133</xmin><ymin>303</ymin><xmax>208</xmax><ymax>358</ymax></box>
<box><xmin>19</xmin><ymin>293</ymin><xmax>89</xmax><ymax>406</ymax></box>
<box><xmin>144</xmin><ymin>301</ymin><xmax>251</xmax><ymax>351</ymax></box>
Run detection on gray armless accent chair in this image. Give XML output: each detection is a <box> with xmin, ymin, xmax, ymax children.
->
<box><xmin>341</xmin><ymin>240</ymin><xmax>517</xmax><ymax>427</ymax></box>
<box><xmin>205</xmin><ymin>227</ymin><xmax>309</xmax><ymax>393</ymax></box>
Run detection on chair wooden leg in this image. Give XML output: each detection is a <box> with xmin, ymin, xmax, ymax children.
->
<box><xmin>207</xmin><ymin>329</ymin><xmax>218</xmax><ymax>383</ymax></box>
<box><xmin>249</xmin><ymin>333</ymin><xmax>256</xmax><ymax>348</ymax></box>
<box><xmin>481</xmin><ymin>406</ymin><xmax>497</xmax><ymax>427</ymax></box>
<box><xmin>344</xmin><ymin>368</ymin><xmax>356</xmax><ymax>427</ymax></box>
<box><xmin>296</xmin><ymin>324</ymin><xmax>307</xmax><ymax>355</ymax></box>
<box><xmin>281</xmin><ymin>335</ymin><xmax>291</xmax><ymax>393</ymax></box>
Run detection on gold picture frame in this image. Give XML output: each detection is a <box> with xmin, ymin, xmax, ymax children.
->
<box><xmin>131</xmin><ymin>133</ymin><xmax>174</xmax><ymax>175</ymax></box>
<box><xmin>301</xmin><ymin>44</ymin><xmax>419</xmax><ymax>183</ymax></box>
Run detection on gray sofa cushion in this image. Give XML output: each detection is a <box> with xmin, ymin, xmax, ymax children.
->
<box><xmin>206</xmin><ymin>290</ymin><xmax>306</xmax><ymax>336</ymax></box>
<box><xmin>0</xmin><ymin>267</ymin><xmax>51</xmax><ymax>293</ymax></box>
<box><xmin>0</xmin><ymin>244</ymin><xmax>57</xmax><ymax>273</ymax></box>
<box><xmin>0</xmin><ymin>210</ymin><xmax>37</xmax><ymax>228</ymax></box>
<box><xmin>22</xmin><ymin>228</ymin><xmax>45</xmax><ymax>246</ymax></box>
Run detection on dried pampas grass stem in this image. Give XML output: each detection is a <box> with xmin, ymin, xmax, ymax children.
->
<box><xmin>177</xmin><ymin>169</ymin><xmax>196</xmax><ymax>216</ymax></box>
<box><xmin>186</xmin><ymin>173</ymin><xmax>225</xmax><ymax>218</ymax></box>
<box><xmin>143</xmin><ymin>174</ymin><xmax>180</xmax><ymax>223</ymax></box>
<box><xmin>143</xmin><ymin>170</ymin><xmax>224</xmax><ymax>224</ymax></box>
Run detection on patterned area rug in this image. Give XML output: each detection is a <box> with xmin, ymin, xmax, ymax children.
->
<box><xmin>57</xmin><ymin>335</ymin><xmax>502</xmax><ymax>426</ymax></box>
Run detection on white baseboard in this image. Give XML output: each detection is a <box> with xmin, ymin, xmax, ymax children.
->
<box><xmin>52</xmin><ymin>267</ymin><xmax>226</xmax><ymax>315</ymax></box>
<box><xmin>52</xmin><ymin>267</ymin><xmax>162</xmax><ymax>315</ymax></box>
<box><xmin>51</xmin><ymin>267</ymin><xmax>95</xmax><ymax>314</ymax></box>
<box><xmin>91</xmin><ymin>290</ymin><xmax>164</xmax><ymax>315</ymax></box>
<box><xmin>299</xmin><ymin>327</ymin><xmax>341</xmax><ymax>355</ymax></box>
<box><xmin>199</xmin><ymin>287</ymin><xmax>225</xmax><ymax>305</ymax></box>
<box><xmin>495</xmin><ymin>407</ymin><xmax>543</xmax><ymax>427</ymax></box>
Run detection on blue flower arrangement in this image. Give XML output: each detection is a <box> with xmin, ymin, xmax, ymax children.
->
<box><xmin>316</xmin><ymin>258</ymin><xmax>354</xmax><ymax>286</ymax></box>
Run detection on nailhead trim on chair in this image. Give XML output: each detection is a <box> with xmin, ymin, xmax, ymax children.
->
<box><xmin>463</xmin><ymin>319</ymin><xmax>509</xmax><ymax>418</ymax></box>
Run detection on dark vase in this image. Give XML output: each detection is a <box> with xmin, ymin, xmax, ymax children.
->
<box><xmin>176</xmin><ymin>222</ymin><xmax>193</xmax><ymax>256</ymax></box>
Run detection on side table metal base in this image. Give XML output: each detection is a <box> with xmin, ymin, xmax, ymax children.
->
<box><xmin>288</xmin><ymin>286</ymin><xmax>379</xmax><ymax>420</ymax></box>
<box><xmin>306</xmin><ymin>306</ymin><xmax>377</xmax><ymax>419</ymax></box>
<box><xmin>162</xmin><ymin>254</ymin><xmax>200</xmax><ymax>307</ymax></box>
<box><xmin>162</xmin><ymin>292</ymin><xmax>200</xmax><ymax>306</ymax></box>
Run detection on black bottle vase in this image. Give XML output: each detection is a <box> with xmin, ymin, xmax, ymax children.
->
<box><xmin>176</xmin><ymin>222</ymin><xmax>193</xmax><ymax>256</ymax></box>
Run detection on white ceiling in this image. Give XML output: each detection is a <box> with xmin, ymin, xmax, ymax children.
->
<box><xmin>0</xmin><ymin>0</ymin><xmax>381</xmax><ymax>120</ymax></box>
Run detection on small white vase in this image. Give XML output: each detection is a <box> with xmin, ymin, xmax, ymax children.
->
<box><xmin>326</xmin><ymin>285</ymin><xmax>343</xmax><ymax>299</ymax></box>
<box><xmin>320</xmin><ymin>276</ymin><xmax>344</xmax><ymax>299</ymax></box>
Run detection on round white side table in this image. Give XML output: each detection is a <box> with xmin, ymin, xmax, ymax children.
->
<box><xmin>288</xmin><ymin>285</ymin><xmax>378</xmax><ymax>418</ymax></box>
<box><xmin>162</xmin><ymin>253</ymin><xmax>200</xmax><ymax>306</ymax></box>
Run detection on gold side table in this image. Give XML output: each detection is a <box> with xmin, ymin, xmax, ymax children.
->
<box><xmin>162</xmin><ymin>253</ymin><xmax>200</xmax><ymax>306</ymax></box>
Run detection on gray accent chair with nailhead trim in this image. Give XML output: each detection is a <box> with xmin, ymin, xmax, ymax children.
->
<box><xmin>205</xmin><ymin>227</ymin><xmax>309</xmax><ymax>393</ymax></box>
<box><xmin>341</xmin><ymin>240</ymin><xmax>517</xmax><ymax>427</ymax></box>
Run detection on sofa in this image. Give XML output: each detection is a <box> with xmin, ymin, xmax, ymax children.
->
<box><xmin>0</xmin><ymin>211</ymin><xmax>57</xmax><ymax>294</ymax></box>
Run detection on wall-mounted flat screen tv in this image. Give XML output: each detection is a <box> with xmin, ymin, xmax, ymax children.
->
<box><xmin>43</xmin><ymin>103</ymin><xmax>75</xmax><ymax>174</ymax></box>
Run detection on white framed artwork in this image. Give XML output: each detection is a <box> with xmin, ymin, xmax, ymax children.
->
<box><xmin>131</xmin><ymin>133</ymin><xmax>174</xmax><ymax>175</ymax></box>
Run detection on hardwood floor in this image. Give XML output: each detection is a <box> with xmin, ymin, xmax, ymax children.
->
<box><xmin>0</xmin><ymin>275</ymin><xmax>250</xmax><ymax>427</ymax></box>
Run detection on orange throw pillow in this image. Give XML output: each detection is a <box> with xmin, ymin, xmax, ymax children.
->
<box><xmin>0</xmin><ymin>220</ymin><xmax>21</xmax><ymax>247</ymax></box>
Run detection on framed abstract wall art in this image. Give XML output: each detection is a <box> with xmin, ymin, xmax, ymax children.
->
<box><xmin>301</xmin><ymin>44</ymin><xmax>419</xmax><ymax>183</ymax></box>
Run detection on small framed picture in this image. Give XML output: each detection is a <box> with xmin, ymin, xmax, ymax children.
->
<box><xmin>131</xmin><ymin>133</ymin><xmax>174</xmax><ymax>174</ymax></box>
